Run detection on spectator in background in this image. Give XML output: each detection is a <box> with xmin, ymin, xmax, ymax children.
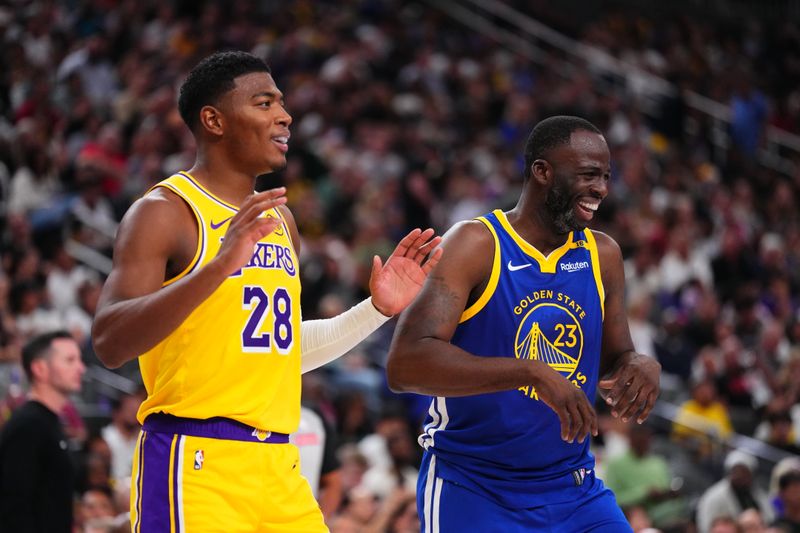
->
<box><xmin>10</xmin><ymin>279</ymin><xmax>65</xmax><ymax>340</ymax></box>
<box><xmin>696</xmin><ymin>450</ymin><xmax>774</xmax><ymax>533</ymax></box>
<box><xmin>7</xmin><ymin>140</ymin><xmax>61</xmax><ymax>217</ymax></box>
<box><xmin>604</xmin><ymin>423</ymin><xmax>687</xmax><ymax>530</ymax></box>
<box><xmin>737</xmin><ymin>508</ymin><xmax>769</xmax><ymax>533</ymax></box>
<box><xmin>291</xmin><ymin>404</ymin><xmax>343</xmax><ymax>523</ymax></box>
<box><xmin>627</xmin><ymin>291</ymin><xmax>658</xmax><ymax>360</ymax></box>
<box><xmin>729</xmin><ymin>71</ymin><xmax>768</xmax><ymax>162</ymax></box>
<box><xmin>769</xmin><ymin>457</ymin><xmax>800</xmax><ymax>518</ymax></box>
<box><xmin>69</xmin><ymin>164</ymin><xmax>118</xmax><ymax>253</ymax></box>
<box><xmin>657</xmin><ymin>226</ymin><xmax>713</xmax><ymax>296</ymax></box>
<box><xmin>45</xmin><ymin>241</ymin><xmax>97</xmax><ymax>315</ymax></box>
<box><xmin>78</xmin><ymin>487</ymin><xmax>117</xmax><ymax>529</ymax></box>
<box><xmin>358</xmin><ymin>407</ymin><xmax>419</xmax><ymax>501</ymax></box>
<box><xmin>771</xmin><ymin>470</ymin><xmax>800</xmax><ymax>532</ymax></box>
<box><xmin>338</xmin><ymin>443</ymin><xmax>370</xmax><ymax>497</ymax></box>
<box><xmin>0</xmin><ymin>331</ymin><xmax>85</xmax><ymax>532</ymax></box>
<box><xmin>761</xmin><ymin>411</ymin><xmax>800</xmax><ymax>456</ymax></box>
<box><xmin>624</xmin><ymin>504</ymin><xmax>657</xmax><ymax>533</ymax></box>
<box><xmin>100</xmin><ymin>390</ymin><xmax>143</xmax><ymax>490</ymax></box>
<box><xmin>672</xmin><ymin>378</ymin><xmax>734</xmax><ymax>459</ymax></box>
<box><xmin>63</xmin><ymin>278</ymin><xmax>103</xmax><ymax>346</ymax></box>
<box><xmin>709</xmin><ymin>516</ymin><xmax>742</xmax><ymax>533</ymax></box>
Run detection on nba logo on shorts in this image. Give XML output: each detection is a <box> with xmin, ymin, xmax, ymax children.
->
<box><xmin>194</xmin><ymin>449</ymin><xmax>204</xmax><ymax>470</ymax></box>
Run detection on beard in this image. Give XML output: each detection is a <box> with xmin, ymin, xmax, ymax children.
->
<box><xmin>544</xmin><ymin>178</ymin><xmax>585</xmax><ymax>234</ymax></box>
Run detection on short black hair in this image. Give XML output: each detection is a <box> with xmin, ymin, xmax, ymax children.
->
<box><xmin>22</xmin><ymin>330</ymin><xmax>73</xmax><ymax>382</ymax></box>
<box><xmin>779</xmin><ymin>470</ymin><xmax>800</xmax><ymax>490</ymax></box>
<box><xmin>178</xmin><ymin>51</ymin><xmax>271</xmax><ymax>132</ymax></box>
<box><xmin>767</xmin><ymin>410</ymin><xmax>793</xmax><ymax>425</ymax></box>
<box><xmin>523</xmin><ymin>116</ymin><xmax>602</xmax><ymax>180</ymax></box>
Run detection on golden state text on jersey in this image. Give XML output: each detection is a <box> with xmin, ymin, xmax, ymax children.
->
<box><xmin>136</xmin><ymin>172</ymin><xmax>302</xmax><ymax>434</ymax></box>
<box><xmin>418</xmin><ymin>209</ymin><xmax>605</xmax><ymax>508</ymax></box>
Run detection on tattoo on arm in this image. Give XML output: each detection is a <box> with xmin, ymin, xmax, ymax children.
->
<box><xmin>399</xmin><ymin>276</ymin><xmax>462</xmax><ymax>337</ymax></box>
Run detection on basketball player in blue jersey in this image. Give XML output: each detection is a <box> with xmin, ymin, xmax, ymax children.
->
<box><xmin>387</xmin><ymin>116</ymin><xmax>661</xmax><ymax>532</ymax></box>
<box><xmin>91</xmin><ymin>51</ymin><xmax>441</xmax><ymax>532</ymax></box>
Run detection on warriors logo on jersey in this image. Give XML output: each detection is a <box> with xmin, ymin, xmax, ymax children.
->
<box><xmin>515</xmin><ymin>300</ymin><xmax>585</xmax><ymax>399</ymax></box>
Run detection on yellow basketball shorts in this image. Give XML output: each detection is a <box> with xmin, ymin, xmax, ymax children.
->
<box><xmin>130</xmin><ymin>414</ymin><xmax>327</xmax><ymax>532</ymax></box>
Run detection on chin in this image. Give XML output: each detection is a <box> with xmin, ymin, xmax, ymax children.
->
<box><xmin>553</xmin><ymin>215</ymin><xmax>585</xmax><ymax>234</ymax></box>
<box><xmin>263</xmin><ymin>158</ymin><xmax>288</xmax><ymax>174</ymax></box>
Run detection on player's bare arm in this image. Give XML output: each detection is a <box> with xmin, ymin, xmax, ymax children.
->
<box><xmin>387</xmin><ymin>221</ymin><xmax>597</xmax><ymax>443</ymax></box>
<box><xmin>595</xmin><ymin>231</ymin><xmax>661</xmax><ymax>424</ymax></box>
<box><xmin>92</xmin><ymin>187</ymin><xmax>287</xmax><ymax>368</ymax></box>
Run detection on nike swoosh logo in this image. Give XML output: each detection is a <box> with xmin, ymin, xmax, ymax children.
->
<box><xmin>210</xmin><ymin>216</ymin><xmax>233</xmax><ymax>230</ymax></box>
<box><xmin>507</xmin><ymin>260</ymin><xmax>532</xmax><ymax>271</ymax></box>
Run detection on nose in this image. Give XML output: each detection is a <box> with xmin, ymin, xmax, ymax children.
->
<box><xmin>277</xmin><ymin>103</ymin><xmax>292</xmax><ymax>127</ymax></box>
<box><xmin>591</xmin><ymin>177</ymin><xmax>608</xmax><ymax>199</ymax></box>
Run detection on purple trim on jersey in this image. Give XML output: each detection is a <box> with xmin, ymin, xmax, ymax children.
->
<box><xmin>143</xmin><ymin>414</ymin><xmax>290</xmax><ymax>443</ymax></box>
<box><xmin>195</xmin><ymin>224</ymin><xmax>205</xmax><ymax>275</ymax></box>
<box><xmin>139</xmin><ymin>431</ymin><xmax>173</xmax><ymax>532</ymax></box>
<box><xmin>178</xmin><ymin>172</ymin><xmax>238</xmax><ymax>212</ymax></box>
<box><xmin>177</xmin><ymin>171</ymin><xmax>293</xmax><ymax>253</ymax></box>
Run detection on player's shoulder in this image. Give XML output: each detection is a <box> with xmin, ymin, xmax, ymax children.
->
<box><xmin>113</xmin><ymin>186</ymin><xmax>197</xmax><ymax>257</ymax></box>
<box><xmin>443</xmin><ymin>218</ymin><xmax>495</xmax><ymax>247</ymax></box>
<box><xmin>121</xmin><ymin>186</ymin><xmax>192</xmax><ymax>229</ymax></box>
<box><xmin>435</xmin><ymin>219</ymin><xmax>497</xmax><ymax>285</ymax></box>
<box><xmin>587</xmin><ymin>229</ymin><xmax>622</xmax><ymax>258</ymax></box>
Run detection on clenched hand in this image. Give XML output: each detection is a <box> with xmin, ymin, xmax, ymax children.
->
<box><xmin>532</xmin><ymin>361</ymin><xmax>598</xmax><ymax>443</ymax></box>
<box><xmin>598</xmin><ymin>353</ymin><xmax>661</xmax><ymax>424</ymax></box>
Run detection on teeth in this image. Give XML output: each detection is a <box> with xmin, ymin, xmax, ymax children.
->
<box><xmin>578</xmin><ymin>201</ymin><xmax>599</xmax><ymax>211</ymax></box>
<box><xmin>274</xmin><ymin>136</ymin><xmax>288</xmax><ymax>144</ymax></box>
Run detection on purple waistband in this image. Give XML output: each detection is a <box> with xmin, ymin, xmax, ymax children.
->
<box><xmin>142</xmin><ymin>414</ymin><xmax>290</xmax><ymax>444</ymax></box>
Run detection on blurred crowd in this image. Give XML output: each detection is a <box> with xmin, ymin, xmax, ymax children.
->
<box><xmin>1</xmin><ymin>0</ymin><xmax>800</xmax><ymax>531</ymax></box>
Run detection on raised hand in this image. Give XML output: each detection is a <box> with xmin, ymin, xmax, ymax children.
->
<box><xmin>531</xmin><ymin>361</ymin><xmax>598</xmax><ymax>443</ymax></box>
<box><xmin>598</xmin><ymin>353</ymin><xmax>660</xmax><ymax>424</ymax></box>
<box><xmin>370</xmin><ymin>228</ymin><xmax>443</xmax><ymax>316</ymax></box>
<box><xmin>214</xmin><ymin>188</ymin><xmax>287</xmax><ymax>275</ymax></box>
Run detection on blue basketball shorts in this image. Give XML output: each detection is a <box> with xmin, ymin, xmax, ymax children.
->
<box><xmin>417</xmin><ymin>452</ymin><xmax>632</xmax><ymax>533</ymax></box>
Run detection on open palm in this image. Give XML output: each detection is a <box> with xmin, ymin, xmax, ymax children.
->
<box><xmin>369</xmin><ymin>228</ymin><xmax>443</xmax><ymax>316</ymax></box>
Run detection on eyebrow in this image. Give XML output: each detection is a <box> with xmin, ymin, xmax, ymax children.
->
<box><xmin>251</xmin><ymin>91</ymin><xmax>283</xmax><ymax>100</ymax></box>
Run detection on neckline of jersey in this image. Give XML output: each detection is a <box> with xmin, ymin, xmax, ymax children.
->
<box><xmin>494</xmin><ymin>209</ymin><xmax>575</xmax><ymax>272</ymax></box>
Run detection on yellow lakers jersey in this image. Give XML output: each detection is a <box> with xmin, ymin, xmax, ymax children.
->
<box><xmin>136</xmin><ymin>172</ymin><xmax>302</xmax><ymax>434</ymax></box>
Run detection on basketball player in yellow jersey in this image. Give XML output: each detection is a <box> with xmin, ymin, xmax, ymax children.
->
<box><xmin>91</xmin><ymin>51</ymin><xmax>442</xmax><ymax>532</ymax></box>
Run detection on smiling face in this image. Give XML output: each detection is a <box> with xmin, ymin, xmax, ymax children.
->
<box><xmin>212</xmin><ymin>72</ymin><xmax>292</xmax><ymax>176</ymax></box>
<box><xmin>542</xmin><ymin>130</ymin><xmax>610</xmax><ymax>234</ymax></box>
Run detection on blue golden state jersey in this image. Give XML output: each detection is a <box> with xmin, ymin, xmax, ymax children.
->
<box><xmin>419</xmin><ymin>209</ymin><xmax>606</xmax><ymax>507</ymax></box>
<box><xmin>137</xmin><ymin>172</ymin><xmax>302</xmax><ymax>434</ymax></box>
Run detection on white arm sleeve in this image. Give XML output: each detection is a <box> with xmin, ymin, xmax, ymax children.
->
<box><xmin>301</xmin><ymin>297</ymin><xmax>391</xmax><ymax>374</ymax></box>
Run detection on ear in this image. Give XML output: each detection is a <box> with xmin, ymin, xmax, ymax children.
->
<box><xmin>199</xmin><ymin>105</ymin><xmax>224</xmax><ymax>137</ymax></box>
<box><xmin>530</xmin><ymin>159</ymin><xmax>551</xmax><ymax>185</ymax></box>
<box><xmin>30</xmin><ymin>358</ymin><xmax>48</xmax><ymax>383</ymax></box>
